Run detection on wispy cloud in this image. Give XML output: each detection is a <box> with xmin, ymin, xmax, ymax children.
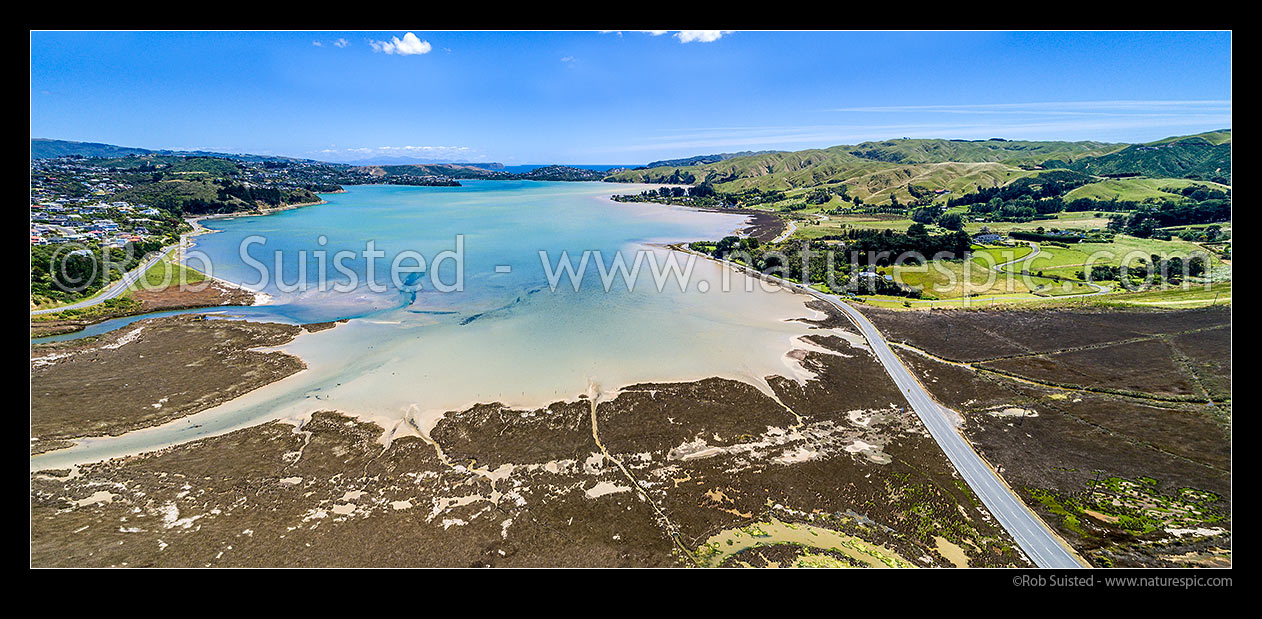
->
<box><xmin>313</xmin><ymin>145</ymin><xmax>481</xmax><ymax>162</ymax></box>
<box><xmin>369</xmin><ymin>32</ymin><xmax>432</xmax><ymax>56</ymax></box>
<box><xmin>831</xmin><ymin>100</ymin><xmax>1231</xmax><ymax>116</ymax></box>
<box><xmin>600</xmin><ymin>30</ymin><xmax>730</xmax><ymax>43</ymax></box>
<box><xmin>313</xmin><ymin>38</ymin><xmax>351</xmax><ymax>49</ymax></box>
<box><xmin>333</xmin><ymin>38</ymin><xmax>349</xmax><ymax>48</ymax></box>
<box><xmin>603</xmin><ymin>110</ymin><xmax>1232</xmax><ymax>154</ymax></box>
<box><xmin>600</xmin><ymin>30</ymin><xmax>668</xmax><ymax>37</ymax></box>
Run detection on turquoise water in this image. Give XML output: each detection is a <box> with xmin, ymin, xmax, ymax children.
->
<box><xmin>189</xmin><ymin>181</ymin><xmax>747</xmax><ymax>322</ymax></box>
<box><xmin>32</xmin><ymin>182</ymin><xmax>835</xmax><ymax>470</ymax></box>
<box><xmin>31</xmin><ymin>306</ymin><xmax>299</xmax><ymax>345</ymax></box>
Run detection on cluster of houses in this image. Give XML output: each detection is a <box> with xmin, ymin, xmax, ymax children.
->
<box><xmin>30</xmin><ymin>199</ymin><xmax>165</xmax><ymax>248</ymax></box>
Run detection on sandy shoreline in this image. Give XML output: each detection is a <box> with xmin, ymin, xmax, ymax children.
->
<box><xmin>179</xmin><ymin>196</ymin><xmax>335</xmax><ymax>305</ymax></box>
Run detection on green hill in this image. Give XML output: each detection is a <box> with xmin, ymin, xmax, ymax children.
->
<box><xmin>644</xmin><ymin>150</ymin><xmax>783</xmax><ymax>168</ymax></box>
<box><xmin>603</xmin><ymin>140</ymin><xmax>1088</xmax><ymax>201</ymax></box>
<box><xmin>31</xmin><ymin>138</ymin><xmax>318</xmax><ymax>164</ymax></box>
<box><xmin>358</xmin><ymin>163</ymin><xmax>507</xmax><ymax>180</ymax></box>
<box><xmin>87</xmin><ymin>154</ymin><xmax>247</xmax><ymax>177</ymax></box>
<box><xmin>1149</xmin><ymin>129</ymin><xmax>1231</xmax><ymax>146</ymax></box>
<box><xmin>842</xmin><ymin>138</ymin><xmax>1120</xmax><ymax>165</ymax></box>
<box><xmin>31</xmin><ymin>138</ymin><xmax>153</xmax><ymax>159</ymax></box>
<box><xmin>1064</xmin><ymin>177</ymin><xmax>1232</xmax><ymax>202</ymax></box>
<box><xmin>116</xmin><ymin>178</ymin><xmax>318</xmax><ymax>215</ymax></box>
<box><xmin>605</xmin><ymin>133</ymin><xmax>1229</xmax><ymax>201</ymax></box>
<box><xmin>1043</xmin><ymin>130</ymin><xmax>1231</xmax><ymax>183</ymax></box>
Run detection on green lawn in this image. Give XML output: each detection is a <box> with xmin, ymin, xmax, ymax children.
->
<box><xmin>129</xmin><ymin>255</ymin><xmax>206</xmax><ymax>291</ymax></box>
<box><xmin>1064</xmin><ymin>177</ymin><xmax>1231</xmax><ymax>202</ymax></box>
<box><xmin>887</xmin><ymin>258</ymin><xmax>1093</xmax><ymax>299</ymax></box>
<box><xmin>963</xmin><ymin>211</ymin><xmax>1113</xmax><ymax>235</ymax></box>
<box><xmin>790</xmin><ymin>213</ymin><xmax>916</xmax><ymax>239</ymax></box>
<box><xmin>970</xmin><ymin>244</ymin><xmax>1034</xmax><ymax>267</ymax></box>
<box><xmin>1009</xmin><ymin>235</ymin><xmax>1220</xmax><ymax>281</ymax></box>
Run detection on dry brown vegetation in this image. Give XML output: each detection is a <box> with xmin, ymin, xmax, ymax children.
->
<box><xmin>32</xmin><ymin>303</ymin><xmax>1028</xmax><ymax>567</ymax></box>
<box><xmin>859</xmin><ymin>305</ymin><xmax>1231</xmax><ymax>567</ymax></box>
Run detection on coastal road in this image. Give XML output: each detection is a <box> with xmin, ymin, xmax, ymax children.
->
<box><xmin>685</xmin><ymin>247</ymin><xmax>1086</xmax><ymax>568</ymax></box>
<box><xmin>771</xmin><ymin>219</ymin><xmax>797</xmax><ymax>243</ymax></box>
<box><xmin>810</xmin><ymin>291</ymin><xmax>1087</xmax><ymax>568</ymax></box>
<box><xmin>31</xmin><ymin>244</ymin><xmax>175</xmax><ymax>316</ymax></box>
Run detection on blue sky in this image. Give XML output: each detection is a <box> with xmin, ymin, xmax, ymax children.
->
<box><xmin>30</xmin><ymin>31</ymin><xmax>1231</xmax><ymax>164</ymax></box>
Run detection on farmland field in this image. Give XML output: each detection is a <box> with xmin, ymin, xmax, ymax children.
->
<box><xmin>1064</xmin><ymin>177</ymin><xmax>1231</xmax><ymax>202</ymax></box>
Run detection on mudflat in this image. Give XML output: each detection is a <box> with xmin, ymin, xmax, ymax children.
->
<box><xmin>31</xmin><ymin>315</ymin><xmax>305</xmax><ymax>454</ymax></box>
<box><xmin>31</xmin><ymin>301</ymin><xmax>1030</xmax><ymax>568</ymax></box>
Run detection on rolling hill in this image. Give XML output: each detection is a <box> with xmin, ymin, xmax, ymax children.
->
<box><xmin>604</xmin><ymin>133</ymin><xmax>1230</xmax><ymax>202</ymax></box>
<box><xmin>31</xmin><ymin>138</ymin><xmax>153</xmax><ymax>159</ymax></box>
<box><xmin>32</xmin><ymin>138</ymin><xmax>320</xmax><ymax>164</ymax></box>
<box><xmin>1042</xmin><ymin>130</ymin><xmax>1231</xmax><ymax>183</ymax></box>
<box><xmin>644</xmin><ymin>150</ymin><xmax>783</xmax><ymax>169</ymax></box>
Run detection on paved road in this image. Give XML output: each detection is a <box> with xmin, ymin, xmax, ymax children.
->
<box><xmin>771</xmin><ymin>219</ymin><xmax>798</xmax><ymax>243</ymax></box>
<box><xmin>685</xmin><ymin>247</ymin><xmax>1086</xmax><ymax>568</ymax></box>
<box><xmin>31</xmin><ymin>244</ymin><xmax>175</xmax><ymax>316</ymax></box>
<box><xmin>811</xmin><ymin>292</ymin><xmax>1086</xmax><ymax>568</ymax></box>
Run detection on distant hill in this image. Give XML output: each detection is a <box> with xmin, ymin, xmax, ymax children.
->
<box><xmin>327</xmin><ymin>155</ymin><xmax>506</xmax><ymax>168</ymax></box>
<box><xmin>606</xmin><ymin>139</ymin><xmax>1116</xmax><ymax>201</ymax></box>
<box><xmin>357</xmin><ymin>163</ymin><xmax>508</xmax><ymax>180</ymax></box>
<box><xmin>31</xmin><ymin>138</ymin><xmax>320</xmax><ymax>164</ymax></box>
<box><xmin>843</xmin><ymin>138</ymin><xmax>1121</xmax><ymax>165</ymax></box>
<box><xmin>644</xmin><ymin>150</ymin><xmax>783</xmax><ymax>169</ymax></box>
<box><xmin>513</xmin><ymin>165</ymin><xmax>607</xmax><ymax>181</ymax></box>
<box><xmin>357</xmin><ymin>163</ymin><xmax>607</xmax><ymax>182</ymax></box>
<box><xmin>605</xmin><ymin>133</ymin><xmax>1230</xmax><ymax>202</ymax></box>
<box><xmin>32</xmin><ymin>138</ymin><xmax>514</xmax><ymax>170</ymax></box>
<box><xmin>1043</xmin><ymin>130</ymin><xmax>1232</xmax><ymax>184</ymax></box>
<box><xmin>31</xmin><ymin>138</ymin><xmax>153</xmax><ymax>159</ymax></box>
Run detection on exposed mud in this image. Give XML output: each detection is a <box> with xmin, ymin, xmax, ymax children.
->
<box><xmin>30</xmin><ymin>302</ymin><xmax>1029</xmax><ymax>567</ymax></box>
<box><xmin>31</xmin><ymin>315</ymin><xmax>305</xmax><ymax>453</ymax></box>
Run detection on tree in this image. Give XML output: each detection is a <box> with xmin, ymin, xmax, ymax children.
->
<box><xmin>910</xmin><ymin>206</ymin><xmax>941</xmax><ymax>225</ymax></box>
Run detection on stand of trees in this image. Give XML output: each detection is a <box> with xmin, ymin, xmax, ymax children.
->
<box><xmin>691</xmin><ymin>224</ymin><xmax>974</xmax><ymax>298</ymax></box>
<box><xmin>31</xmin><ymin>239</ymin><xmax>165</xmax><ymax>303</ymax></box>
<box><xmin>1078</xmin><ymin>254</ymin><xmax>1209</xmax><ymax>286</ymax></box>
<box><xmin>1106</xmin><ymin>200</ymin><xmax>1231</xmax><ymax>238</ymax></box>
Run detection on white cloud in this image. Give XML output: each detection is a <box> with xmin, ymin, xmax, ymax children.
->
<box><xmin>369</xmin><ymin>32</ymin><xmax>432</xmax><ymax>56</ymax></box>
<box><xmin>601</xmin><ymin>30</ymin><xmax>696</xmax><ymax>39</ymax></box>
<box><xmin>312</xmin><ymin>41</ymin><xmax>323</xmax><ymax>47</ymax></box>
<box><xmin>675</xmin><ymin>30</ymin><xmax>728</xmax><ymax>43</ymax></box>
<box><xmin>560</xmin><ymin>56</ymin><xmax>576</xmax><ymax>63</ymax></box>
